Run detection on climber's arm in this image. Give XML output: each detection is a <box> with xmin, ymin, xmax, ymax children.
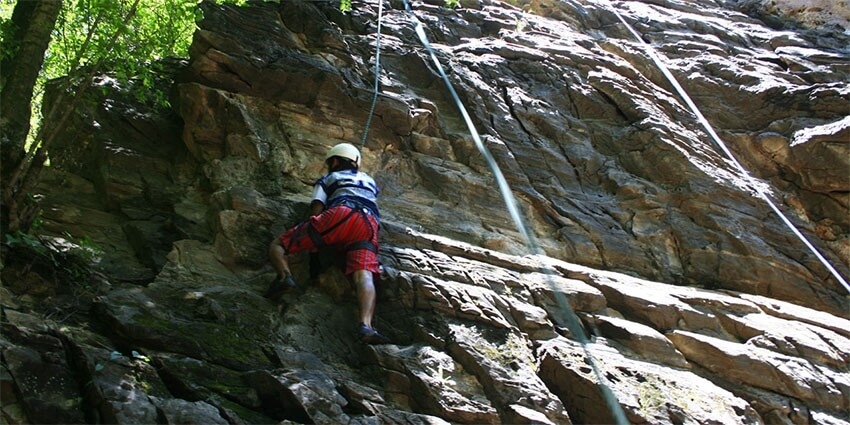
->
<box><xmin>310</xmin><ymin>200</ymin><xmax>325</xmax><ymax>217</ymax></box>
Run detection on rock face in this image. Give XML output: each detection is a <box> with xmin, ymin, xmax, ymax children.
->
<box><xmin>2</xmin><ymin>0</ymin><xmax>849</xmax><ymax>424</ymax></box>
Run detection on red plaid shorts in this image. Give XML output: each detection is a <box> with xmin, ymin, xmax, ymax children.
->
<box><xmin>278</xmin><ymin>205</ymin><xmax>379</xmax><ymax>276</ymax></box>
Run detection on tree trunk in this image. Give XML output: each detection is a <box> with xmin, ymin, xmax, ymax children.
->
<box><xmin>0</xmin><ymin>0</ymin><xmax>63</xmax><ymax>233</ymax></box>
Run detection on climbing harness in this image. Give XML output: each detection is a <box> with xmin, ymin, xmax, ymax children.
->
<box><xmin>359</xmin><ymin>0</ymin><xmax>385</xmax><ymax>149</ymax></box>
<box><xmin>396</xmin><ymin>1</ymin><xmax>630</xmax><ymax>424</ymax></box>
<box><xmin>298</xmin><ymin>205</ymin><xmax>379</xmax><ymax>254</ymax></box>
<box><xmin>602</xmin><ymin>1</ymin><xmax>850</xmax><ymax>293</ymax></box>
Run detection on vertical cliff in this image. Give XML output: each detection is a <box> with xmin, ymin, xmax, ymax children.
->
<box><xmin>1</xmin><ymin>0</ymin><xmax>848</xmax><ymax>423</ymax></box>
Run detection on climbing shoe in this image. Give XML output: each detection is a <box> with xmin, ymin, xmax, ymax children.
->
<box><xmin>358</xmin><ymin>323</ymin><xmax>391</xmax><ymax>345</ymax></box>
<box><xmin>264</xmin><ymin>274</ymin><xmax>296</xmax><ymax>302</ymax></box>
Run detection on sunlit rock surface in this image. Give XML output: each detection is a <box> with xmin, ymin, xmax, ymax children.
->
<box><xmin>2</xmin><ymin>0</ymin><xmax>848</xmax><ymax>423</ymax></box>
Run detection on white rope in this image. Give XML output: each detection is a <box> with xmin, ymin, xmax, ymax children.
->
<box><xmin>359</xmin><ymin>0</ymin><xmax>385</xmax><ymax>148</ymax></box>
<box><xmin>604</xmin><ymin>2</ymin><xmax>849</xmax><ymax>293</ymax></box>
<box><xmin>399</xmin><ymin>1</ymin><xmax>630</xmax><ymax>423</ymax></box>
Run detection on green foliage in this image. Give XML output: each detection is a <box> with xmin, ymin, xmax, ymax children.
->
<box><xmin>4</xmin><ymin>230</ymin><xmax>50</xmax><ymax>257</ymax></box>
<box><xmin>1</xmin><ymin>0</ymin><xmax>249</xmax><ymax>236</ymax></box>
<box><xmin>0</xmin><ymin>1</ymin><xmax>17</xmax><ymax>62</ymax></box>
<box><xmin>479</xmin><ymin>332</ymin><xmax>535</xmax><ymax>369</ymax></box>
<box><xmin>3</xmin><ymin>205</ymin><xmax>44</xmax><ymax>250</ymax></box>
<box><xmin>43</xmin><ymin>0</ymin><xmax>200</xmax><ymax>109</ymax></box>
<box><xmin>51</xmin><ymin>0</ymin><xmax>197</xmax><ymax>73</ymax></box>
<box><xmin>637</xmin><ymin>381</ymin><xmax>665</xmax><ymax>414</ymax></box>
<box><xmin>339</xmin><ymin>0</ymin><xmax>473</xmax><ymax>13</ymax></box>
<box><xmin>435</xmin><ymin>363</ymin><xmax>456</xmax><ymax>386</ymax></box>
<box><xmin>0</xmin><ymin>1</ymin><xmax>12</xmax><ymax>18</ymax></box>
<box><xmin>515</xmin><ymin>16</ymin><xmax>528</xmax><ymax>33</ymax></box>
<box><xmin>65</xmin><ymin>231</ymin><xmax>104</xmax><ymax>264</ymax></box>
<box><xmin>3</xmin><ymin>229</ymin><xmax>102</xmax><ymax>287</ymax></box>
<box><xmin>444</xmin><ymin>0</ymin><xmax>461</xmax><ymax>9</ymax></box>
<box><xmin>339</xmin><ymin>0</ymin><xmax>352</xmax><ymax>13</ymax></box>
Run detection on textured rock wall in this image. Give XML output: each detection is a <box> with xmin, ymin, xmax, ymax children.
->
<box><xmin>2</xmin><ymin>0</ymin><xmax>848</xmax><ymax>424</ymax></box>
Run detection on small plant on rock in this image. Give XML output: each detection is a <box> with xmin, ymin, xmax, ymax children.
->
<box><xmin>637</xmin><ymin>381</ymin><xmax>666</xmax><ymax>417</ymax></box>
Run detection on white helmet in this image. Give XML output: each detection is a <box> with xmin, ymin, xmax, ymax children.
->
<box><xmin>326</xmin><ymin>143</ymin><xmax>361</xmax><ymax>168</ymax></box>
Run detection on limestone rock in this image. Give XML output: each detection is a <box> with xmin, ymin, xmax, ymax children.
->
<box><xmin>1</xmin><ymin>320</ymin><xmax>85</xmax><ymax>424</ymax></box>
<box><xmin>668</xmin><ymin>330</ymin><xmax>849</xmax><ymax>413</ymax></box>
<box><xmin>4</xmin><ymin>0</ymin><xmax>850</xmax><ymax>424</ymax></box>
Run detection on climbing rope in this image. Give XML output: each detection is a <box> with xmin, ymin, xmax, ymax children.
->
<box><xmin>397</xmin><ymin>1</ymin><xmax>630</xmax><ymax>423</ymax></box>
<box><xmin>355</xmin><ymin>1</ymin><xmax>846</xmax><ymax>422</ymax></box>
<box><xmin>603</xmin><ymin>1</ymin><xmax>850</xmax><ymax>293</ymax></box>
<box><xmin>359</xmin><ymin>0</ymin><xmax>385</xmax><ymax>149</ymax></box>
<box><xmin>399</xmin><ymin>1</ymin><xmax>532</xmax><ymax>244</ymax></box>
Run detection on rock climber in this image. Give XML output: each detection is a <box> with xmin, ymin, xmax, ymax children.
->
<box><xmin>266</xmin><ymin>142</ymin><xmax>390</xmax><ymax>345</ymax></box>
